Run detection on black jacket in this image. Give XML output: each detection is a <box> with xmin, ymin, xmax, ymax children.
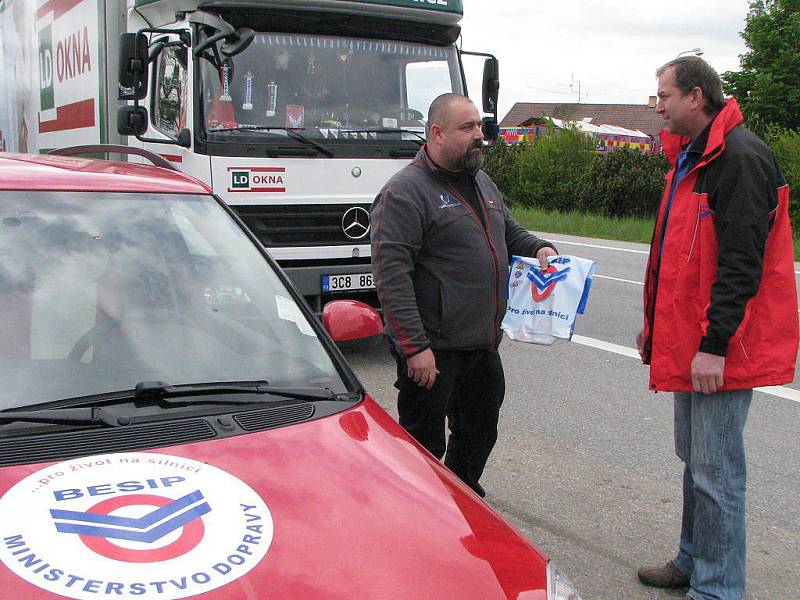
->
<box><xmin>370</xmin><ymin>146</ymin><xmax>554</xmax><ymax>357</ymax></box>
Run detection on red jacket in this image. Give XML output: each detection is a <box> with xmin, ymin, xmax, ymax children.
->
<box><xmin>642</xmin><ymin>99</ymin><xmax>798</xmax><ymax>391</ymax></box>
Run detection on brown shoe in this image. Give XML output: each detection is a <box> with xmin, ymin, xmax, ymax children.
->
<box><xmin>637</xmin><ymin>561</ymin><xmax>689</xmax><ymax>589</ymax></box>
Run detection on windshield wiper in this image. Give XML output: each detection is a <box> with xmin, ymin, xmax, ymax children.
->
<box><xmin>208</xmin><ymin>126</ymin><xmax>334</xmax><ymax>157</ymax></box>
<box><xmin>0</xmin><ymin>383</ymin><xmax>352</xmax><ymax>428</ymax></box>
<box><xmin>0</xmin><ymin>407</ymin><xmax>122</xmax><ymax>427</ymax></box>
<box><xmin>133</xmin><ymin>380</ymin><xmax>341</xmax><ymax>404</ymax></box>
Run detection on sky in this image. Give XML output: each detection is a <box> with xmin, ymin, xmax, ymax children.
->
<box><xmin>458</xmin><ymin>0</ymin><xmax>752</xmax><ymax>121</ymax></box>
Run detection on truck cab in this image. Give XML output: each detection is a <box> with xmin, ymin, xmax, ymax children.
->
<box><xmin>120</xmin><ymin>0</ymin><xmax>498</xmax><ymax>312</ymax></box>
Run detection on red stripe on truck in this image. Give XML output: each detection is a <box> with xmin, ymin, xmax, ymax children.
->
<box><xmin>36</xmin><ymin>0</ymin><xmax>85</xmax><ymax>20</ymax></box>
<box><xmin>38</xmin><ymin>99</ymin><xmax>95</xmax><ymax>133</ymax></box>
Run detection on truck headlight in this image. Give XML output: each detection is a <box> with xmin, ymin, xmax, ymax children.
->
<box><xmin>547</xmin><ymin>560</ymin><xmax>583</xmax><ymax>600</ymax></box>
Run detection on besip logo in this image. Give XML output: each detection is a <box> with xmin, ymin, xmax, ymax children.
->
<box><xmin>0</xmin><ymin>453</ymin><xmax>273</xmax><ymax>599</ymax></box>
<box><xmin>527</xmin><ymin>257</ymin><xmax>572</xmax><ymax>302</ymax></box>
<box><xmin>50</xmin><ymin>484</ymin><xmax>210</xmax><ymax>563</ymax></box>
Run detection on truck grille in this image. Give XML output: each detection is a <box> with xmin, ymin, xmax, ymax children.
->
<box><xmin>234</xmin><ymin>204</ymin><xmax>371</xmax><ymax>247</ymax></box>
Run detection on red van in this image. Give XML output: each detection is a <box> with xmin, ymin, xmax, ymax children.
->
<box><xmin>0</xmin><ymin>149</ymin><xmax>582</xmax><ymax>599</ymax></box>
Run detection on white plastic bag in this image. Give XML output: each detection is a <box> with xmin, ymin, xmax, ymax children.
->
<box><xmin>501</xmin><ymin>254</ymin><xmax>597</xmax><ymax>345</ymax></box>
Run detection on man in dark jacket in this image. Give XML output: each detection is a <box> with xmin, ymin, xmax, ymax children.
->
<box><xmin>370</xmin><ymin>93</ymin><xmax>556</xmax><ymax>497</ymax></box>
<box><xmin>636</xmin><ymin>57</ymin><xmax>798</xmax><ymax>600</ymax></box>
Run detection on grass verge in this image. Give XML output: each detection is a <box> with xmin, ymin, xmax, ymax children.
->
<box><xmin>510</xmin><ymin>205</ymin><xmax>800</xmax><ymax>261</ymax></box>
<box><xmin>509</xmin><ymin>206</ymin><xmax>654</xmax><ymax>244</ymax></box>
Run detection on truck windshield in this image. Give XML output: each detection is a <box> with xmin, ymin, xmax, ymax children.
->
<box><xmin>200</xmin><ymin>33</ymin><xmax>463</xmax><ymax>145</ymax></box>
<box><xmin>0</xmin><ymin>192</ymin><xmax>346</xmax><ymax>410</ymax></box>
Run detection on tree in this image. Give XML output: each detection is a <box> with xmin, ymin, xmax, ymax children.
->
<box><xmin>722</xmin><ymin>0</ymin><xmax>800</xmax><ymax>132</ymax></box>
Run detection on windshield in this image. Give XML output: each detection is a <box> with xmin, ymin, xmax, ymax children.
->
<box><xmin>0</xmin><ymin>192</ymin><xmax>345</xmax><ymax>410</ymax></box>
<box><xmin>200</xmin><ymin>32</ymin><xmax>462</xmax><ymax>145</ymax></box>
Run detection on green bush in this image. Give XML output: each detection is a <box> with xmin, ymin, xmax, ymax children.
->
<box><xmin>482</xmin><ymin>138</ymin><xmax>525</xmax><ymax>203</ymax></box>
<box><xmin>485</xmin><ymin>124</ymin><xmax>800</xmax><ymax>251</ymax></box>
<box><xmin>768</xmin><ymin>128</ymin><xmax>800</xmax><ymax>233</ymax></box>
<box><xmin>484</xmin><ymin>129</ymin><xmax>666</xmax><ymax>217</ymax></box>
<box><xmin>513</xmin><ymin>127</ymin><xmax>597</xmax><ymax>211</ymax></box>
<box><xmin>578</xmin><ymin>148</ymin><xmax>669</xmax><ymax>218</ymax></box>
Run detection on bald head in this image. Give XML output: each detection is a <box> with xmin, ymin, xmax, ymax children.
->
<box><xmin>425</xmin><ymin>93</ymin><xmax>484</xmax><ymax>173</ymax></box>
<box><xmin>426</xmin><ymin>93</ymin><xmax>475</xmax><ymax>137</ymax></box>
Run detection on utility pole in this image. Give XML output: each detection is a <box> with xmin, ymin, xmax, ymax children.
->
<box><xmin>570</xmin><ymin>72</ymin><xmax>583</xmax><ymax>103</ymax></box>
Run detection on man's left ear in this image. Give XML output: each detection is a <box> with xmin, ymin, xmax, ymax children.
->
<box><xmin>429</xmin><ymin>123</ymin><xmax>441</xmax><ymax>144</ymax></box>
<box><xmin>691</xmin><ymin>87</ymin><xmax>705</xmax><ymax>108</ymax></box>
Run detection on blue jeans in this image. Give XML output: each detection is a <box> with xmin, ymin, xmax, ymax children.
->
<box><xmin>672</xmin><ymin>389</ymin><xmax>752</xmax><ymax>600</ymax></box>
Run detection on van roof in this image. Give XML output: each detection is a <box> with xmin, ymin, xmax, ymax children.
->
<box><xmin>0</xmin><ymin>153</ymin><xmax>212</xmax><ymax>194</ymax></box>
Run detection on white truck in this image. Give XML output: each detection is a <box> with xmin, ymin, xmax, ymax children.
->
<box><xmin>0</xmin><ymin>0</ymin><xmax>499</xmax><ymax>311</ymax></box>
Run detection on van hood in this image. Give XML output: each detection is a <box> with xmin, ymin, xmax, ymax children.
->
<box><xmin>0</xmin><ymin>397</ymin><xmax>548</xmax><ymax>599</ymax></box>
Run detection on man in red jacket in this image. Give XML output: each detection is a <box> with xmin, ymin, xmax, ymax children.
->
<box><xmin>636</xmin><ymin>57</ymin><xmax>798</xmax><ymax>600</ymax></box>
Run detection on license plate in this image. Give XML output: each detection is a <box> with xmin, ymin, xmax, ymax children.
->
<box><xmin>321</xmin><ymin>272</ymin><xmax>374</xmax><ymax>292</ymax></box>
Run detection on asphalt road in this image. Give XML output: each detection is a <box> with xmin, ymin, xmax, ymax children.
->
<box><xmin>344</xmin><ymin>233</ymin><xmax>800</xmax><ymax>600</ymax></box>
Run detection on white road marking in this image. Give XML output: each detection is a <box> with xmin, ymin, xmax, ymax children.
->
<box><xmin>572</xmin><ymin>335</ymin><xmax>640</xmax><ymax>359</ymax></box>
<box><xmin>571</xmin><ymin>334</ymin><xmax>800</xmax><ymax>404</ymax></box>
<box><xmin>546</xmin><ymin>238</ymin><xmax>649</xmax><ymax>255</ymax></box>
<box><xmin>595</xmin><ymin>273</ymin><xmax>799</xmax><ymax>311</ymax></box>
<box><xmin>756</xmin><ymin>386</ymin><xmax>800</xmax><ymax>402</ymax></box>
<box><xmin>544</xmin><ymin>236</ymin><xmax>800</xmax><ymax>275</ymax></box>
<box><xmin>595</xmin><ymin>274</ymin><xmax>644</xmax><ymax>286</ymax></box>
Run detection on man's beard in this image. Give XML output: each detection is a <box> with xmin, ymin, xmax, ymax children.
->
<box><xmin>457</xmin><ymin>143</ymin><xmax>484</xmax><ymax>174</ymax></box>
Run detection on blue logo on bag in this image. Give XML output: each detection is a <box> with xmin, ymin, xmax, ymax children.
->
<box><xmin>528</xmin><ymin>264</ymin><xmax>571</xmax><ymax>302</ymax></box>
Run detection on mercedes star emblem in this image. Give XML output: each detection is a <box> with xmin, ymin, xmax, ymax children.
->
<box><xmin>341</xmin><ymin>206</ymin><xmax>370</xmax><ymax>241</ymax></box>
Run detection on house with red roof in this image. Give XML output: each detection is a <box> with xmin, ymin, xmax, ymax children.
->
<box><xmin>500</xmin><ymin>99</ymin><xmax>665</xmax><ymax>142</ymax></box>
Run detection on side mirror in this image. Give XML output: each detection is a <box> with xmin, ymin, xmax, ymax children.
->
<box><xmin>482</xmin><ymin>57</ymin><xmax>499</xmax><ymax>114</ymax></box>
<box><xmin>148</xmin><ymin>40</ymin><xmax>166</xmax><ymax>62</ymax></box>
<box><xmin>189</xmin><ymin>12</ymin><xmax>254</xmax><ymax>59</ymax></box>
<box><xmin>119</xmin><ymin>33</ymin><xmax>149</xmax><ymax>100</ymax></box>
<box><xmin>189</xmin><ymin>11</ymin><xmax>235</xmax><ymax>57</ymax></box>
<box><xmin>117</xmin><ymin>105</ymin><xmax>149</xmax><ymax>136</ymax></box>
<box><xmin>481</xmin><ymin>117</ymin><xmax>499</xmax><ymax>143</ymax></box>
<box><xmin>177</xmin><ymin>128</ymin><xmax>191</xmax><ymax>148</ymax></box>
<box><xmin>322</xmin><ymin>300</ymin><xmax>383</xmax><ymax>342</ymax></box>
<box><xmin>221</xmin><ymin>27</ymin><xmax>255</xmax><ymax>58</ymax></box>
